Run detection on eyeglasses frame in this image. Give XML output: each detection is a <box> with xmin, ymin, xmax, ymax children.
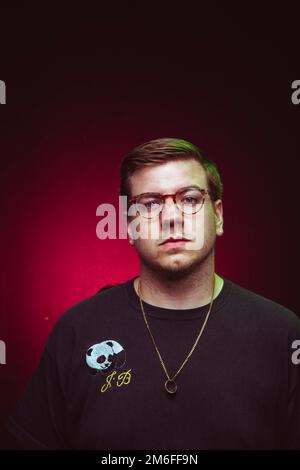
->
<box><xmin>128</xmin><ymin>186</ymin><xmax>211</xmax><ymax>219</ymax></box>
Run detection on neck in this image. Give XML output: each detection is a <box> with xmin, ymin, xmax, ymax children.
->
<box><xmin>134</xmin><ymin>258</ymin><xmax>224</xmax><ymax>310</ymax></box>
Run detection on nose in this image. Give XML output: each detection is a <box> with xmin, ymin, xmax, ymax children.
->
<box><xmin>161</xmin><ymin>195</ymin><xmax>178</xmax><ymax>213</ymax></box>
<box><xmin>160</xmin><ymin>196</ymin><xmax>182</xmax><ymax>226</ymax></box>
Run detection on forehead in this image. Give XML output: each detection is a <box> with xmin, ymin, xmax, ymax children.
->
<box><xmin>130</xmin><ymin>159</ymin><xmax>208</xmax><ymax>195</ymax></box>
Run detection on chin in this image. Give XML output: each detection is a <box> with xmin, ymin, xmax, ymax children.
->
<box><xmin>154</xmin><ymin>256</ymin><xmax>200</xmax><ymax>279</ymax></box>
<box><xmin>138</xmin><ymin>246</ymin><xmax>209</xmax><ymax>277</ymax></box>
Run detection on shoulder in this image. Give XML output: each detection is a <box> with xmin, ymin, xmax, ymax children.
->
<box><xmin>225</xmin><ymin>278</ymin><xmax>300</xmax><ymax>334</ymax></box>
<box><xmin>45</xmin><ymin>281</ymin><xmax>128</xmax><ymax>355</ymax></box>
<box><xmin>61</xmin><ymin>283</ymin><xmax>124</xmax><ymax>321</ymax></box>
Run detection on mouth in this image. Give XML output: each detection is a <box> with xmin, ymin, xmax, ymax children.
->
<box><xmin>159</xmin><ymin>237</ymin><xmax>191</xmax><ymax>247</ymax></box>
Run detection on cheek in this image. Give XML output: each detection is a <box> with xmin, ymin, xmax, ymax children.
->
<box><xmin>203</xmin><ymin>211</ymin><xmax>216</xmax><ymax>238</ymax></box>
<box><xmin>203</xmin><ymin>214</ymin><xmax>218</xmax><ymax>249</ymax></box>
<box><xmin>134</xmin><ymin>239</ymin><xmax>161</xmax><ymax>262</ymax></box>
<box><xmin>184</xmin><ymin>210</ymin><xmax>214</xmax><ymax>235</ymax></box>
<box><xmin>139</xmin><ymin>219</ymin><xmax>163</xmax><ymax>242</ymax></box>
<box><xmin>134</xmin><ymin>223</ymin><xmax>162</xmax><ymax>257</ymax></box>
<box><xmin>129</xmin><ymin>217</ymin><xmax>160</xmax><ymax>241</ymax></box>
<box><xmin>186</xmin><ymin>211</ymin><xmax>216</xmax><ymax>249</ymax></box>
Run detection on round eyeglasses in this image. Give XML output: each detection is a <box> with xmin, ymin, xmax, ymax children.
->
<box><xmin>128</xmin><ymin>186</ymin><xmax>211</xmax><ymax>219</ymax></box>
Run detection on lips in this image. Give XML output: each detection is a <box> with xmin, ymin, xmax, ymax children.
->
<box><xmin>160</xmin><ymin>237</ymin><xmax>190</xmax><ymax>245</ymax></box>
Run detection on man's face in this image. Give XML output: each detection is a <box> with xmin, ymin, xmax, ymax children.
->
<box><xmin>127</xmin><ymin>159</ymin><xmax>223</xmax><ymax>277</ymax></box>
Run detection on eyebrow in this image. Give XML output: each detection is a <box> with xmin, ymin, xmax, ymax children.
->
<box><xmin>131</xmin><ymin>185</ymin><xmax>203</xmax><ymax>199</ymax></box>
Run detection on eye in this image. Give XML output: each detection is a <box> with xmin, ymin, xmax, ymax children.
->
<box><xmin>180</xmin><ymin>192</ymin><xmax>203</xmax><ymax>205</ymax></box>
<box><xmin>144</xmin><ymin>200</ymin><xmax>160</xmax><ymax>209</ymax></box>
<box><xmin>97</xmin><ymin>355</ymin><xmax>105</xmax><ymax>364</ymax></box>
<box><xmin>137</xmin><ymin>196</ymin><xmax>161</xmax><ymax>211</ymax></box>
<box><xmin>182</xmin><ymin>196</ymin><xmax>198</xmax><ymax>204</ymax></box>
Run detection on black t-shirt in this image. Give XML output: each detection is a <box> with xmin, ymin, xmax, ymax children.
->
<box><xmin>7</xmin><ymin>276</ymin><xmax>300</xmax><ymax>449</ymax></box>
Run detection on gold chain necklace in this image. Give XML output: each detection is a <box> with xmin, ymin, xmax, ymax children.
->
<box><xmin>137</xmin><ymin>274</ymin><xmax>216</xmax><ymax>395</ymax></box>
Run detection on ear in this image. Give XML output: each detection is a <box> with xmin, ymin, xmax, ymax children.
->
<box><xmin>127</xmin><ymin>220</ymin><xmax>135</xmax><ymax>246</ymax></box>
<box><xmin>214</xmin><ymin>199</ymin><xmax>224</xmax><ymax>236</ymax></box>
<box><xmin>216</xmin><ymin>222</ymin><xmax>224</xmax><ymax>235</ymax></box>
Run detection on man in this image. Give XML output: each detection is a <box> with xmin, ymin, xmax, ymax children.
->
<box><xmin>8</xmin><ymin>138</ymin><xmax>300</xmax><ymax>449</ymax></box>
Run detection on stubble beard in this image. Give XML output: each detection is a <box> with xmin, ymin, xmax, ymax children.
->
<box><xmin>138</xmin><ymin>245</ymin><xmax>213</xmax><ymax>281</ymax></box>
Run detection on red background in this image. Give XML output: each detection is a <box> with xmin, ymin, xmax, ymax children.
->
<box><xmin>0</xmin><ymin>4</ymin><xmax>299</xmax><ymax>446</ymax></box>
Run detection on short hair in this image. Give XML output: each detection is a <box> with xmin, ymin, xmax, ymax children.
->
<box><xmin>119</xmin><ymin>137</ymin><xmax>223</xmax><ymax>201</ymax></box>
